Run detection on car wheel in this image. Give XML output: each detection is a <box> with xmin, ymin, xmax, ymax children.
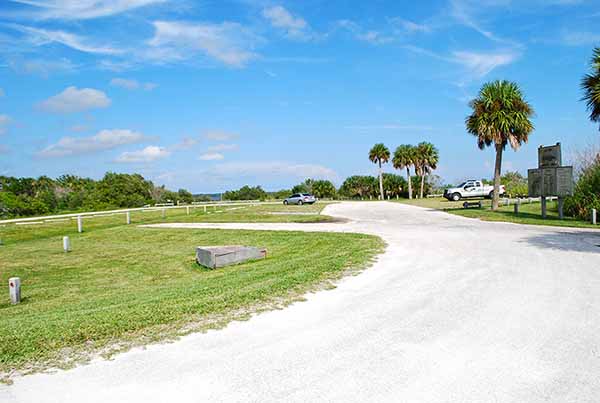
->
<box><xmin>283</xmin><ymin>200</ymin><xmax>288</xmax><ymax>205</ymax></box>
<box><xmin>488</xmin><ymin>191</ymin><xmax>494</xmax><ymax>199</ymax></box>
<box><xmin>451</xmin><ymin>193</ymin><xmax>461</xmax><ymax>201</ymax></box>
<box><xmin>298</xmin><ymin>200</ymin><xmax>303</xmax><ymax>205</ymax></box>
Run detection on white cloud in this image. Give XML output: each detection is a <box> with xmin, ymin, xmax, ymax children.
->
<box><xmin>8</xmin><ymin>24</ymin><xmax>122</xmax><ymax>55</ymax></box>
<box><xmin>40</xmin><ymin>86</ymin><xmax>111</xmax><ymax>113</ymax></box>
<box><xmin>110</xmin><ymin>77</ymin><xmax>158</xmax><ymax>90</ymax></box>
<box><xmin>7</xmin><ymin>57</ymin><xmax>77</xmax><ymax>76</ymax></box>
<box><xmin>391</xmin><ymin>18</ymin><xmax>432</xmax><ymax>33</ymax></box>
<box><xmin>146</xmin><ymin>21</ymin><xmax>260</xmax><ymax>67</ymax></box>
<box><xmin>561</xmin><ymin>31</ymin><xmax>600</xmax><ymax>46</ymax></box>
<box><xmin>199</xmin><ymin>152</ymin><xmax>225</xmax><ymax>161</ymax></box>
<box><xmin>116</xmin><ymin>145</ymin><xmax>171</xmax><ymax>163</ymax></box>
<box><xmin>452</xmin><ymin>50</ymin><xmax>519</xmax><ymax>77</ymax></box>
<box><xmin>203</xmin><ymin>131</ymin><xmax>238</xmax><ymax>141</ymax></box>
<box><xmin>212</xmin><ymin>161</ymin><xmax>338</xmax><ymax>182</ymax></box>
<box><xmin>207</xmin><ymin>143</ymin><xmax>239</xmax><ymax>152</ymax></box>
<box><xmin>37</xmin><ymin>129</ymin><xmax>146</xmax><ymax>157</ymax></box>
<box><xmin>0</xmin><ymin>114</ymin><xmax>10</xmax><ymax>135</ymax></box>
<box><xmin>10</xmin><ymin>0</ymin><xmax>167</xmax><ymax>20</ymax></box>
<box><xmin>262</xmin><ymin>6</ymin><xmax>309</xmax><ymax>39</ymax></box>
<box><xmin>336</xmin><ymin>20</ymin><xmax>392</xmax><ymax>44</ymax></box>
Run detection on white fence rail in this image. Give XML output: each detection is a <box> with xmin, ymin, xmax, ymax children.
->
<box><xmin>0</xmin><ymin>201</ymin><xmax>282</xmax><ymax>226</ymax></box>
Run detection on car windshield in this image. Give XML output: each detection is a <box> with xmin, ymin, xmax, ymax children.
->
<box><xmin>458</xmin><ymin>182</ymin><xmax>467</xmax><ymax>187</ymax></box>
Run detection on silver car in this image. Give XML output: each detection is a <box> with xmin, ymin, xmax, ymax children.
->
<box><xmin>283</xmin><ymin>193</ymin><xmax>316</xmax><ymax>205</ymax></box>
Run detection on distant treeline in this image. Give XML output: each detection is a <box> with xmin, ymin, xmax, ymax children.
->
<box><xmin>223</xmin><ymin>175</ymin><xmax>443</xmax><ymax>201</ymax></box>
<box><xmin>0</xmin><ymin>173</ymin><xmax>196</xmax><ymax>219</ymax></box>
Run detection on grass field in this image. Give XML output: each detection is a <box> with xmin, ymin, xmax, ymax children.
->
<box><xmin>0</xmin><ymin>202</ymin><xmax>383</xmax><ymax>377</ymax></box>
<box><xmin>395</xmin><ymin>197</ymin><xmax>598</xmax><ymax>229</ymax></box>
<box><xmin>0</xmin><ymin>202</ymin><xmax>334</xmax><ymax>244</ymax></box>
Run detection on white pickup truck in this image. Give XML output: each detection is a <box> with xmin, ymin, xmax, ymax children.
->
<box><xmin>443</xmin><ymin>180</ymin><xmax>505</xmax><ymax>201</ymax></box>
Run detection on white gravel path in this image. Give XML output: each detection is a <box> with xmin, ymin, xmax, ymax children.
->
<box><xmin>2</xmin><ymin>201</ymin><xmax>600</xmax><ymax>403</ymax></box>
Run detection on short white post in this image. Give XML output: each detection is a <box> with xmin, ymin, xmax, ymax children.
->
<box><xmin>63</xmin><ymin>236</ymin><xmax>71</xmax><ymax>252</ymax></box>
<box><xmin>9</xmin><ymin>277</ymin><xmax>21</xmax><ymax>304</ymax></box>
<box><xmin>161</xmin><ymin>209</ymin><xmax>166</xmax><ymax>219</ymax></box>
<box><xmin>592</xmin><ymin>209</ymin><xmax>597</xmax><ymax>225</ymax></box>
<box><xmin>77</xmin><ymin>215</ymin><xmax>83</xmax><ymax>233</ymax></box>
<box><xmin>204</xmin><ymin>205</ymin><xmax>207</xmax><ymax>213</ymax></box>
<box><xmin>126</xmin><ymin>211</ymin><xmax>131</xmax><ymax>225</ymax></box>
<box><xmin>186</xmin><ymin>206</ymin><xmax>190</xmax><ymax>215</ymax></box>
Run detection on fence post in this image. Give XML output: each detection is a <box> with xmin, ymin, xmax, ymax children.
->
<box><xmin>514</xmin><ymin>203</ymin><xmax>519</xmax><ymax>215</ymax></box>
<box><xmin>186</xmin><ymin>206</ymin><xmax>190</xmax><ymax>215</ymax></box>
<box><xmin>204</xmin><ymin>205</ymin><xmax>207</xmax><ymax>213</ymax></box>
<box><xmin>77</xmin><ymin>215</ymin><xmax>83</xmax><ymax>233</ymax></box>
<box><xmin>126</xmin><ymin>211</ymin><xmax>131</xmax><ymax>225</ymax></box>
<box><xmin>593</xmin><ymin>209</ymin><xmax>597</xmax><ymax>225</ymax></box>
<box><xmin>63</xmin><ymin>236</ymin><xmax>71</xmax><ymax>252</ymax></box>
<box><xmin>162</xmin><ymin>209</ymin><xmax>166</xmax><ymax>219</ymax></box>
<box><xmin>9</xmin><ymin>277</ymin><xmax>21</xmax><ymax>304</ymax></box>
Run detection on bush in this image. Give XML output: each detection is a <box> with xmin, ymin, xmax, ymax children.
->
<box><xmin>564</xmin><ymin>157</ymin><xmax>600</xmax><ymax>220</ymax></box>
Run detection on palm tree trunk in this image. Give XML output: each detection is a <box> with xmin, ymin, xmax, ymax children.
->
<box><xmin>420</xmin><ymin>171</ymin><xmax>425</xmax><ymax>199</ymax></box>
<box><xmin>492</xmin><ymin>143</ymin><xmax>503</xmax><ymax>211</ymax></box>
<box><xmin>378</xmin><ymin>160</ymin><xmax>384</xmax><ymax>200</ymax></box>
<box><xmin>406</xmin><ymin>167</ymin><xmax>412</xmax><ymax>199</ymax></box>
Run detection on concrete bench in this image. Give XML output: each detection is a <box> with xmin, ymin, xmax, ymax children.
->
<box><xmin>196</xmin><ymin>246</ymin><xmax>267</xmax><ymax>269</ymax></box>
<box><xmin>462</xmin><ymin>201</ymin><xmax>482</xmax><ymax>209</ymax></box>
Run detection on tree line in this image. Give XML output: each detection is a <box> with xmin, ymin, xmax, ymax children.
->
<box><xmin>0</xmin><ymin>173</ymin><xmax>195</xmax><ymax>218</ymax></box>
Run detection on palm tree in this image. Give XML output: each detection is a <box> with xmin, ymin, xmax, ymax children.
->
<box><xmin>369</xmin><ymin>143</ymin><xmax>390</xmax><ymax>200</ymax></box>
<box><xmin>414</xmin><ymin>142</ymin><xmax>439</xmax><ymax>199</ymax></box>
<box><xmin>393</xmin><ymin>144</ymin><xmax>416</xmax><ymax>199</ymax></box>
<box><xmin>582</xmin><ymin>47</ymin><xmax>600</xmax><ymax>127</ymax></box>
<box><xmin>466</xmin><ymin>80</ymin><xmax>534</xmax><ymax>210</ymax></box>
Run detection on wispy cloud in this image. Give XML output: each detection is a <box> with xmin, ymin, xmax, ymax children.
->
<box><xmin>336</xmin><ymin>20</ymin><xmax>393</xmax><ymax>44</ymax></box>
<box><xmin>39</xmin><ymin>86</ymin><xmax>111</xmax><ymax>113</ymax></box>
<box><xmin>37</xmin><ymin>129</ymin><xmax>147</xmax><ymax>158</ymax></box>
<box><xmin>8</xmin><ymin>0</ymin><xmax>167</xmax><ymax>20</ymax></box>
<box><xmin>116</xmin><ymin>145</ymin><xmax>170</xmax><ymax>163</ymax></box>
<box><xmin>203</xmin><ymin>130</ymin><xmax>239</xmax><ymax>141</ymax></box>
<box><xmin>199</xmin><ymin>152</ymin><xmax>225</xmax><ymax>161</ymax></box>
<box><xmin>7</xmin><ymin>57</ymin><xmax>77</xmax><ymax>76</ymax></box>
<box><xmin>207</xmin><ymin>143</ymin><xmax>239</xmax><ymax>152</ymax></box>
<box><xmin>561</xmin><ymin>31</ymin><xmax>600</xmax><ymax>46</ymax></box>
<box><xmin>6</xmin><ymin>24</ymin><xmax>122</xmax><ymax>55</ymax></box>
<box><xmin>452</xmin><ymin>50</ymin><xmax>520</xmax><ymax>78</ymax></box>
<box><xmin>146</xmin><ymin>21</ymin><xmax>261</xmax><ymax>67</ymax></box>
<box><xmin>110</xmin><ymin>77</ymin><xmax>157</xmax><ymax>90</ymax></box>
<box><xmin>262</xmin><ymin>5</ymin><xmax>311</xmax><ymax>40</ymax></box>
<box><xmin>390</xmin><ymin>18</ymin><xmax>433</xmax><ymax>34</ymax></box>
<box><xmin>0</xmin><ymin>114</ymin><xmax>10</xmax><ymax>135</ymax></box>
<box><xmin>211</xmin><ymin>161</ymin><xmax>338</xmax><ymax>182</ymax></box>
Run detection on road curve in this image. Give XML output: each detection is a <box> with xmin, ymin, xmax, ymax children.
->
<box><xmin>2</xmin><ymin>201</ymin><xmax>600</xmax><ymax>403</ymax></box>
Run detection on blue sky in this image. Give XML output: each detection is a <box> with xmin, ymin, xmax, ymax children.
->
<box><xmin>0</xmin><ymin>0</ymin><xmax>599</xmax><ymax>193</ymax></box>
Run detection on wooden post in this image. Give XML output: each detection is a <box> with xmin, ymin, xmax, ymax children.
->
<box><xmin>541</xmin><ymin>196</ymin><xmax>547</xmax><ymax>219</ymax></box>
<box><xmin>514</xmin><ymin>203</ymin><xmax>519</xmax><ymax>215</ymax></box>
<box><xmin>126</xmin><ymin>211</ymin><xmax>131</xmax><ymax>224</ymax></box>
<box><xmin>557</xmin><ymin>197</ymin><xmax>564</xmax><ymax>220</ymax></box>
<box><xmin>9</xmin><ymin>277</ymin><xmax>21</xmax><ymax>304</ymax></box>
<box><xmin>77</xmin><ymin>215</ymin><xmax>83</xmax><ymax>233</ymax></box>
<box><xmin>593</xmin><ymin>209</ymin><xmax>597</xmax><ymax>225</ymax></box>
<box><xmin>63</xmin><ymin>236</ymin><xmax>71</xmax><ymax>252</ymax></box>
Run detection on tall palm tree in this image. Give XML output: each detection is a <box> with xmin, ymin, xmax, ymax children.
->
<box><xmin>414</xmin><ymin>142</ymin><xmax>439</xmax><ymax>199</ymax></box>
<box><xmin>369</xmin><ymin>143</ymin><xmax>390</xmax><ymax>200</ymax></box>
<box><xmin>393</xmin><ymin>144</ymin><xmax>416</xmax><ymax>199</ymax></box>
<box><xmin>582</xmin><ymin>47</ymin><xmax>600</xmax><ymax>127</ymax></box>
<box><xmin>466</xmin><ymin>80</ymin><xmax>534</xmax><ymax>210</ymax></box>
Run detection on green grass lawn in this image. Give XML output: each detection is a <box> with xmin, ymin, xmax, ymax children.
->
<box><xmin>395</xmin><ymin>197</ymin><xmax>598</xmax><ymax>229</ymax></box>
<box><xmin>0</xmin><ymin>202</ymin><xmax>335</xmax><ymax>244</ymax></box>
<box><xmin>0</xmin><ymin>202</ymin><xmax>383</xmax><ymax>377</ymax></box>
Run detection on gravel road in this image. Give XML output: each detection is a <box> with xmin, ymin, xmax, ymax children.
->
<box><xmin>3</xmin><ymin>201</ymin><xmax>600</xmax><ymax>403</ymax></box>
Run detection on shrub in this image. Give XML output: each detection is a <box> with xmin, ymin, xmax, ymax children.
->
<box><xmin>564</xmin><ymin>156</ymin><xmax>600</xmax><ymax>220</ymax></box>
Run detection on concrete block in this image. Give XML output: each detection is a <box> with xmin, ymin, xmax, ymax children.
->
<box><xmin>196</xmin><ymin>246</ymin><xmax>267</xmax><ymax>269</ymax></box>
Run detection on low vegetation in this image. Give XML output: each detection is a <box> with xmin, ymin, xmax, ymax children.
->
<box><xmin>396</xmin><ymin>197</ymin><xmax>597</xmax><ymax>229</ymax></box>
<box><xmin>0</xmin><ymin>202</ymin><xmax>383</xmax><ymax>375</ymax></box>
